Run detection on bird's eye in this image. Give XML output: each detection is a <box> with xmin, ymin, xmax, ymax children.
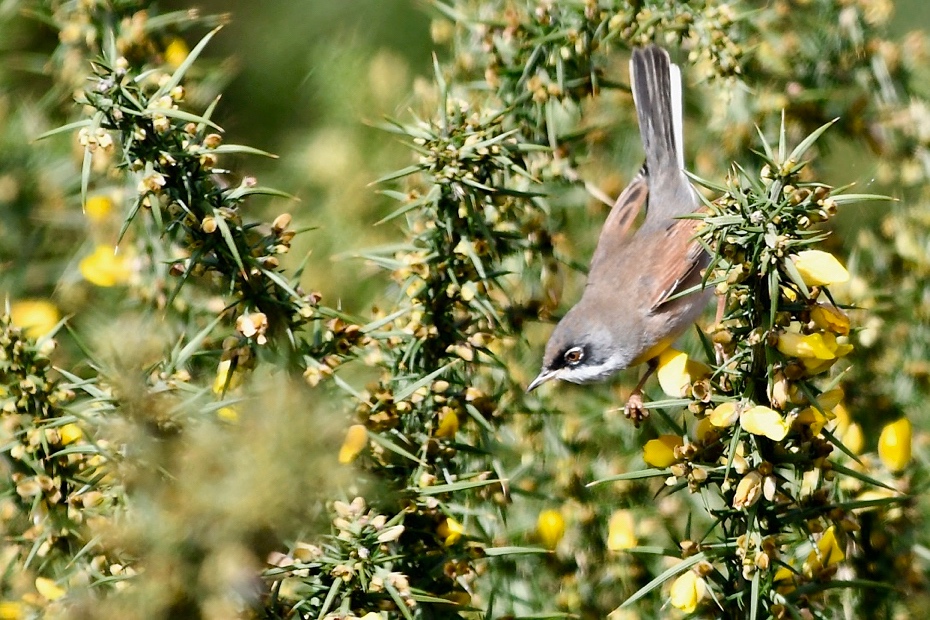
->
<box><xmin>563</xmin><ymin>347</ymin><xmax>584</xmax><ymax>365</ymax></box>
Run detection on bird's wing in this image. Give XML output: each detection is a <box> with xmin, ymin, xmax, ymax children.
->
<box><xmin>648</xmin><ymin>216</ymin><xmax>708</xmax><ymax>311</ymax></box>
<box><xmin>587</xmin><ymin>168</ymin><xmax>648</xmax><ymax>279</ymax></box>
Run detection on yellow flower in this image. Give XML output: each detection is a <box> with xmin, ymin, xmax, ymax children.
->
<box><xmin>773</xmin><ymin>564</ymin><xmax>794</xmax><ymax>582</ymax></box>
<box><xmin>536</xmin><ymin>509</ymin><xmax>565</xmax><ymax>549</ymax></box>
<box><xmin>607</xmin><ymin>510</ymin><xmax>637</xmax><ymax>551</ymax></box>
<box><xmin>338</xmin><ymin>424</ymin><xmax>368</xmax><ymax>464</ymax></box>
<box><xmin>803</xmin><ymin>526</ymin><xmax>844</xmax><ymax>576</ymax></box>
<box><xmin>799</xmin><ymin>358</ymin><xmax>836</xmax><ymax>377</ymax></box>
<box><xmin>79</xmin><ymin>244</ymin><xmax>134</xmax><ymax>287</ymax></box>
<box><xmin>693</xmin><ymin>417</ymin><xmax>715</xmax><ymax>443</ymax></box>
<box><xmin>776</xmin><ymin>332</ymin><xmax>835</xmax><ymax>360</ymax></box>
<box><xmin>732</xmin><ymin>471</ymin><xmax>763</xmax><ymax>510</ymax></box>
<box><xmin>810</xmin><ymin>303</ymin><xmax>850</xmax><ymax>336</ymax></box>
<box><xmin>360</xmin><ymin>613</ymin><xmax>382</xmax><ymax>620</ymax></box>
<box><xmin>212</xmin><ymin>359</ymin><xmax>244</xmax><ymax>393</ymax></box>
<box><xmin>669</xmin><ymin>570</ymin><xmax>706</xmax><ymax>614</ymax></box>
<box><xmin>820</xmin><ymin>333</ymin><xmax>853</xmax><ymax>358</ymax></box>
<box><xmin>656</xmin><ymin>348</ymin><xmax>710</xmax><ymax>398</ymax></box>
<box><xmin>437</xmin><ymin>516</ymin><xmax>464</xmax><ymax>546</ymax></box>
<box><xmin>164</xmin><ymin>37</ymin><xmax>189</xmax><ymax>69</ymax></box>
<box><xmin>796</xmin><ymin>406</ymin><xmax>830</xmax><ymax>436</ymax></box>
<box><xmin>817</xmin><ymin>388</ymin><xmax>844</xmax><ymax>411</ymax></box>
<box><xmin>59</xmin><ymin>423</ymin><xmax>83</xmax><ymax>445</ymax></box>
<box><xmin>435</xmin><ymin>408</ymin><xmax>459</xmax><ymax>438</ymax></box>
<box><xmin>642</xmin><ymin>435</ymin><xmax>683</xmax><ymax>468</ymax></box>
<box><xmin>709</xmin><ymin>402</ymin><xmax>739</xmax><ymax>428</ymax></box>
<box><xmin>0</xmin><ymin>601</ymin><xmax>24</xmax><ymax>619</ymax></box>
<box><xmin>773</xmin><ymin>563</ymin><xmax>797</xmax><ymax>593</ymax></box>
<box><xmin>797</xmin><ymin>392</ymin><xmax>842</xmax><ymax>436</ymax></box>
<box><xmin>842</xmin><ymin>422</ymin><xmax>864</xmax><ymax>455</ymax></box>
<box><xmin>878</xmin><ymin>418</ymin><xmax>912</xmax><ymax>473</ymax></box>
<box><xmin>740</xmin><ymin>406</ymin><xmax>790</xmax><ymax>441</ymax></box>
<box><xmin>792</xmin><ymin>250</ymin><xmax>850</xmax><ymax>287</ymax></box>
<box><xmin>85</xmin><ymin>195</ymin><xmax>114</xmax><ymax>222</ymax></box>
<box><xmin>10</xmin><ymin>300</ymin><xmax>60</xmax><ymax>338</ymax></box>
<box><xmin>35</xmin><ymin>577</ymin><xmax>65</xmax><ymax>601</ymax></box>
<box><xmin>797</xmin><ymin>334</ymin><xmax>853</xmax><ymax>376</ymax></box>
<box><xmin>217</xmin><ymin>407</ymin><xmax>239</xmax><ymax>423</ymax></box>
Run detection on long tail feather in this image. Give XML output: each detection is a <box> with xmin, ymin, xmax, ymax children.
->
<box><xmin>629</xmin><ymin>45</ymin><xmax>695</xmax><ymax>223</ymax></box>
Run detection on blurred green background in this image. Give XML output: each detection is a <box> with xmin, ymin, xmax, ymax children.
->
<box><xmin>160</xmin><ymin>0</ymin><xmax>437</xmax><ymax>308</ymax></box>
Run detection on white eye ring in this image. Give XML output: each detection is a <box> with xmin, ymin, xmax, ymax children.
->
<box><xmin>564</xmin><ymin>347</ymin><xmax>584</xmax><ymax>365</ymax></box>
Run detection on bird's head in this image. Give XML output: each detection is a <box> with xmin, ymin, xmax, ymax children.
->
<box><xmin>527</xmin><ymin>305</ymin><xmax>637</xmax><ymax>391</ymax></box>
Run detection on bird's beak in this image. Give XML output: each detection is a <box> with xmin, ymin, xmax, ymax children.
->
<box><xmin>527</xmin><ymin>369</ymin><xmax>559</xmax><ymax>393</ymax></box>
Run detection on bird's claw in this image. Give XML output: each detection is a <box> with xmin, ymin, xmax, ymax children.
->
<box><xmin>624</xmin><ymin>391</ymin><xmax>649</xmax><ymax>426</ymax></box>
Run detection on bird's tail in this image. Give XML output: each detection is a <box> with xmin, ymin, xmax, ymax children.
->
<box><xmin>630</xmin><ymin>45</ymin><xmax>694</xmax><ymax>221</ymax></box>
<box><xmin>630</xmin><ymin>45</ymin><xmax>683</xmax><ymax>174</ymax></box>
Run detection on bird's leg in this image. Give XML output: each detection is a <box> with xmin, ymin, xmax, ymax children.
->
<box><xmin>624</xmin><ymin>358</ymin><xmax>659</xmax><ymax>426</ymax></box>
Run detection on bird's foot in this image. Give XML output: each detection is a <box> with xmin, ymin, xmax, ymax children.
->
<box><xmin>624</xmin><ymin>391</ymin><xmax>649</xmax><ymax>426</ymax></box>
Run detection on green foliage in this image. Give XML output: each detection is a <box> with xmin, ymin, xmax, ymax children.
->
<box><xmin>1</xmin><ymin>0</ymin><xmax>929</xmax><ymax>619</ymax></box>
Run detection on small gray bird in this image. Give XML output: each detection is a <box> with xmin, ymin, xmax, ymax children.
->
<box><xmin>527</xmin><ymin>45</ymin><xmax>710</xmax><ymax>419</ymax></box>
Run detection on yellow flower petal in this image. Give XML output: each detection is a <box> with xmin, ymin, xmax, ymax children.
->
<box><xmin>800</xmin><ymin>356</ymin><xmax>838</xmax><ymax>376</ymax></box>
<box><xmin>213</xmin><ymin>359</ymin><xmax>244</xmax><ymax>393</ymax></box>
<box><xmin>878</xmin><ymin>418</ymin><xmax>912</xmax><ymax>473</ymax></box>
<box><xmin>842</xmin><ymin>422</ymin><xmax>864</xmax><ymax>455</ymax></box>
<box><xmin>79</xmin><ymin>245</ymin><xmax>134</xmax><ymax>287</ymax></box>
<box><xmin>642</xmin><ymin>435</ymin><xmax>683</xmax><ymax>468</ymax></box>
<box><xmin>693</xmin><ymin>417</ymin><xmax>715</xmax><ymax>443</ymax></box>
<box><xmin>536</xmin><ymin>509</ymin><xmax>565</xmax><ymax>550</ymax></box>
<box><xmin>59</xmin><ymin>423</ymin><xmax>83</xmax><ymax>445</ymax></box>
<box><xmin>817</xmin><ymin>526</ymin><xmax>845</xmax><ymax>565</ymax></box>
<box><xmin>804</xmin><ymin>526</ymin><xmax>844</xmax><ymax>576</ymax></box>
<box><xmin>35</xmin><ymin>577</ymin><xmax>65</xmax><ymax>601</ymax></box>
<box><xmin>656</xmin><ymin>348</ymin><xmax>689</xmax><ymax>397</ymax></box>
<box><xmin>217</xmin><ymin>407</ymin><xmax>239</xmax><ymax>423</ymax></box>
<box><xmin>740</xmin><ymin>406</ymin><xmax>790</xmax><ymax>441</ymax></box>
<box><xmin>437</xmin><ymin>517</ymin><xmax>464</xmax><ymax>546</ymax></box>
<box><xmin>669</xmin><ymin>570</ymin><xmax>705</xmax><ymax>614</ymax></box>
<box><xmin>10</xmin><ymin>300</ymin><xmax>61</xmax><ymax>338</ymax></box>
<box><xmin>164</xmin><ymin>37</ymin><xmax>190</xmax><ymax>69</ymax></box>
<box><xmin>773</xmin><ymin>563</ymin><xmax>797</xmax><ymax>593</ymax></box>
<box><xmin>85</xmin><ymin>195</ymin><xmax>114</xmax><ymax>222</ymax></box>
<box><xmin>435</xmin><ymin>409</ymin><xmax>459</xmax><ymax>438</ymax></box>
<box><xmin>810</xmin><ymin>303</ymin><xmax>850</xmax><ymax>336</ymax></box>
<box><xmin>792</xmin><ymin>250</ymin><xmax>850</xmax><ymax>287</ymax></box>
<box><xmin>656</xmin><ymin>349</ymin><xmax>710</xmax><ymax>398</ymax></box>
<box><xmin>817</xmin><ymin>388</ymin><xmax>844</xmax><ymax>412</ymax></box>
<box><xmin>733</xmin><ymin>470</ymin><xmax>763</xmax><ymax>510</ymax></box>
<box><xmin>338</xmin><ymin>424</ymin><xmax>368</xmax><ymax>464</ymax></box>
<box><xmin>607</xmin><ymin>510</ymin><xmax>637</xmax><ymax>551</ymax></box>
<box><xmin>709</xmin><ymin>402</ymin><xmax>739</xmax><ymax>428</ymax></box>
<box><xmin>10</xmin><ymin>299</ymin><xmax>61</xmax><ymax>338</ymax></box>
<box><xmin>776</xmin><ymin>332</ymin><xmax>835</xmax><ymax>360</ymax></box>
<box><xmin>796</xmin><ymin>407</ymin><xmax>829</xmax><ymax>436</ymax></box>
<box><xmin>0</xmin><ymin>601</ymin><xmax>24</xmax><ymax>619</ymax></box>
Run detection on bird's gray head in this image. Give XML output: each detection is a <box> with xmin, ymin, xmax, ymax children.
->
<box><xmin>527</xmin><ymin>305</ymin><xmax>637</xmax><ymax>392</ymax></box>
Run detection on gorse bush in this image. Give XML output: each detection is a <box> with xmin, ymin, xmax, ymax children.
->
<box><xmin>1</xmin><ymin>0</ymin><xmax>929</xmax><ymax>619</ymax></box>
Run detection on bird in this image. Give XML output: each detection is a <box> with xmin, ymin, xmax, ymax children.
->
<box><xmin>527</xmin><ymin>45</ymin><xmax>711</xmax><ymax>422</ymax></box>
